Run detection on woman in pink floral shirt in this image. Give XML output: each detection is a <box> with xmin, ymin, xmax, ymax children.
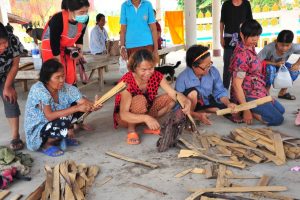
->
<box><xmin>230</xmin><ymin>19</ymin><xmax>284</xmax><ymax>126</ymax></box>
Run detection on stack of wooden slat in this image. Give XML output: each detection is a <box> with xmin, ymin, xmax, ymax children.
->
<box><xmin>178</xmin><ymin>127</ymin><xmax>300</xmax><ymax>168</ymax></box>
<box><xmin>185</xmin><ymin>165</ymin><xmax>292</xmax><ymax>200</ymax></box>
<box><xmin>0</xmin><ymin>190</ymin><xmax>22</xmax><ymax>200</ymax></box>
<box><xmin>26</xmin><ymin>160</ymin><xmax>100</xmax><ymax>200</ymax></box>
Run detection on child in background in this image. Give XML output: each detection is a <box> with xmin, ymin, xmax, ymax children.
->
<box><xmin>258</xmin><ymin>30</ymin><xmax>300</xmax><ymax>100</ymax></box>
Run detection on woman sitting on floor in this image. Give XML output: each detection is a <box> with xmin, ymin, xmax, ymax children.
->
<box><xmin>24</xmin><ymin>59</ymin><xmax>101</xmax><ymax>157</ymax></box>
<box><xmin>258</xmin><ymin>30</ymin><xmax>300</xmax><ymax>100</ymax></box>
<box><xmin>175</xmin><ymin>44</ymin><xmax>238</xmax><ymax>125</ymax></box>
<box><xmin>230</xmin><ymin>19</ymin><xmax>284</xmax><ymax>126</ymax></box>
<box><xmin>113</xmin><ymin>49</ymin><xmax>191</xmax><ymax>145</ymax></box>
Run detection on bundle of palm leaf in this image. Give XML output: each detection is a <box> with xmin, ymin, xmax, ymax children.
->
<box><xmin>156</xmin><ymin>96</ymin><xmax>202</xmax><ymax>152</ymax></box>
<box><xmin>156</xmin><ymin>108</ymin><xmax>187</xmax><ymax>152</ymax></box>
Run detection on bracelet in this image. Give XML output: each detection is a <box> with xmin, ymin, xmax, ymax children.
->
<box><xmin>120</xmin><ymin>45</ymin><xmax>126</xmax><ymax>50</ymax></box>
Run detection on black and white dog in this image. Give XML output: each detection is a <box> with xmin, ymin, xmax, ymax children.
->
<box><xmin>155</xmin><ymin>61</ymin><xmax>181</xmax><ymax>81</ymax></box>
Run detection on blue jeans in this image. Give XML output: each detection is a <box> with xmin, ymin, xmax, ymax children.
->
<box><xmin>246</xmin><ymin>97</ymin><xmax>285</xmax><ymax>126</ymax></box>
<box><xmin>266</xmin><ymin>62</ymin><xmax>299</xmax><ymax>87</ymax></box>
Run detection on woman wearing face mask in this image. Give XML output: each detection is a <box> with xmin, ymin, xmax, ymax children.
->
<box><xmin>41</xmin><ymin>0</ymin><xmax>90</xmax><ymax>85</ymax></box>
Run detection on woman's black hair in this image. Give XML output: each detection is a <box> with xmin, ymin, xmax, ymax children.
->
<box><xmin>277</xmin><ymin>30</ymin><xmax>294</xmax><ymax>43</ymax></box>
<box><xmin>0</xmin><ymin>22</ymin><xmax>9</xmax><ymax>40</ymax></box>
<box><xmin>240</xmin><ymin>19</ymin><xmax>262</xmax><ymax>38</ymax></box>
<box><xmin>186</xmin><ymin>44</ymin><xmax>210</xmax><ymax>68</ymax></box>
<box><xmin>39</xmin><ymin>59</ymin><xmax>64</xmax><ymax>84</ymax></box>
<box><xmin>26</xmin><ymin>27</ymin><xmax>33</xmax><ymax>33</ymax></box>
<box><xmin>96</xmin><ymin>13</ymin><xmax>105</xmax><ymax>23</ymax></box>
<box><xmin>5</xmin><ymin>23</ymin><xmax>14</xmax><ymax>33</ymax></box>
<box><xmin>61</xmin><ymin>0</ymin><xmax>67</xmax><ymax>9</ymax></box>
<box><xmin>65</xmin><ymin>0</ymin><xmax>90</xmax><ymax>11</ymax></box>
<box><xmin>128</xmin><ymin>49</ymin><xmax>155</xmax><ymax>72</ymax></box>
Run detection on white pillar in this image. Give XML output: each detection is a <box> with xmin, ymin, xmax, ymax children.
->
<box><xmin>155</xmin><ymin>0</ymin><xmax>161</xmax><ymax>21</ymax></box>
<box><xmin>184</xmin><ymin>0</ymin><xmax>197</xmax><ymax>48</ymax></box>
<box><xmin>0</xmin><ymin>1</ymin><xmax>9</xmax><ymax>25</ymax></box>
<box><xmin>212</xmin><ymin>0</ymin><xmax>221</xmax><ymax>57</ymax></box>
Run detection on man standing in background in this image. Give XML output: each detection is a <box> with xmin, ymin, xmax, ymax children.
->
<box><xmin>26</xmin><ymin>27</ymin><xmax>44</xmax><ymax>45</ymax></box>
<box><xmin>220</xmin><ymin>0</ymin><xmax>253</xmax><ymax>89</ymax></box>
<box><xmin>90</xmin><ymin>13</ymin><xmax>109</xmax><ymax>55</ymax></box>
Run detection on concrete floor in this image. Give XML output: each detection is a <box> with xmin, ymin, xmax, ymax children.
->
<box><xmin>0</xmin><ymin>50</ymin><xmax>300</xmax><ymax>199</ymax></box>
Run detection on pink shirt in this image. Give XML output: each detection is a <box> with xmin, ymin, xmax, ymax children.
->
<box><xmin>230</xmin><ymin>42</ymin><xmax>268</xmax><ymax>102</ymax></box>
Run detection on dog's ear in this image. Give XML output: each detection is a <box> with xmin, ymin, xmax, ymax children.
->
<box><xmin>176</xmin><ymin>61</ymin><xmax>181</xmax><ymax>65</ymax></box>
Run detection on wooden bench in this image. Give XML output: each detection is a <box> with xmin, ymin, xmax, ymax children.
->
<box><xmin>158</xmin><ymin>44</ymin><xmax>185</xmax><ymax>65</ymax></box>
<box><xmin>15</xmin><ymin>45</ymin><xmax>184</xmax><ymax>92</ymax></box>
<box><xmin>16</xmin><ymin>54</ymin><xmax>118</xmax><ymax>92</ymax></box>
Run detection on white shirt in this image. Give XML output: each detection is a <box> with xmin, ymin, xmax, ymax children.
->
<box><xmin>89</xmin><ymin>25</ymin><xmax>109</xmax><ymax>55</ymax></box>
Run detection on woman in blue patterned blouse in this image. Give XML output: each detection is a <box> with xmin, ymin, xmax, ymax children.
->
<box><xmin>24</xmin><ymin>59</ymin><xmax>101</xmax><ymax>157</ymax></box>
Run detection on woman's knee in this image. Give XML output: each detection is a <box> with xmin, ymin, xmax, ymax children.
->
<box><xmin>186</xmin><ymin>90</ymin><xmax>198</xmax><ymax>104</ymax></box>
<box><xmin>269</xmin><ymin>115</ymin><xmax>284</xmax><ymax>126</ymax></box>
<box><xmin>274</xmin><ymin>100</ymin><xmax>285</xmax><ymax>114</ymax></box>
<box><xmin>130</xmin><ymin>95</ymin><xmax>148</xmax><ymax>114</ymax></box>
<box><xmin>262</xmin><ymin>111</ymin><xmax>284</xmax><ymax>126</ymax></box>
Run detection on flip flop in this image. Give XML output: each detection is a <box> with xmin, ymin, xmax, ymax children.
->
<box><xmin>10</xmin><ymin>138</ymin><xmax>24</xmax><ymax>151</ymax></box>
<box><xmin>42</xmin><ymin>146</ymin><xmax>64</xmax><ymax>157</ymax></box>
<box><xmin>143</xmin><ymin>128</ymin><xmax>160</xmax><ymax>135</ymax></box>
<box><xmin>60</xmin><ymin>138</ymin><xmax>80</xmax><ymax>150</ymax></box>
<box><xmin>66</xmin><ymin>138</ymin><xmax>80</xmax><ymax>146</ymax></box>
<box><xmin>127</xmin><ymin>132</ymin><xmax>140</xmax><ymax>145</ymax></box>
<box><xmin>278</xmin><ymin>93</ymin><xmax>296</xmax><ymax>100</ymax></box>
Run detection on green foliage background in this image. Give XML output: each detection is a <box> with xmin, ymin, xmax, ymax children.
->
<box><xmin>177</xmin><ymin>0</ymin><xmax>285</xmax><ymax>14</ymax></box>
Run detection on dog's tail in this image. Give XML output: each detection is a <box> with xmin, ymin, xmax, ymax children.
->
<box><xmin>173</xmin><ymin>61</ymin><xmax>181</xmax><ymax>69</ymax></box>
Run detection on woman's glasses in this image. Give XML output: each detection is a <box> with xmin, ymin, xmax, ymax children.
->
<box><xmin>197</xmin><ymin>61</ymin><xmax>213</xmax><ymax>71</ymax></box>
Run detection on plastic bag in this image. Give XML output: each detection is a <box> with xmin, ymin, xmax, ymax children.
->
<box><xmin>273</xmin><ymin>65</ymin><xmax>293</xmax><ymax>89</ymax></box>
<box><xmin>119</xmin><ymin>56</ymin><xmax>128</xmax><ymax>75</ymax></box>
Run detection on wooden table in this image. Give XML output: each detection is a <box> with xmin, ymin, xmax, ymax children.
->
<box><xmin>16</xmin><ymin>54</ymin><xmax>118</xmax><ymax>92</ymax></box>
<box><xmin>158</xmin><ymin>44</ymin><xmax>185</xmax><ymax>65</ymax></box>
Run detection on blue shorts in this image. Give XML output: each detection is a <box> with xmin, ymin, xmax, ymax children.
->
<box><xmin>246</xmin><ymin>97</ymin><xmax>284</xmax><ymax>126</ymax></box>
<box><xmin>266</xmin><ymin>62</ymin><xmax>299</xmax><ymax>87</ymax></box>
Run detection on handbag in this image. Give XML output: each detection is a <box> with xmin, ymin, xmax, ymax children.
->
<box><xmin>119</xmin><ymin>56</ymin><xmax>128</xmax><ymax>75</ymax></box>
<box><xmin>273</xmin><ymin>65</ymin><xmax>293</xmax><ymax>89</ymax></box>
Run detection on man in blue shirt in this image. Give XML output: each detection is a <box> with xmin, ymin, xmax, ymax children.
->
<box><xmin>119</xmin><ymin>0</ymin><xmax>158</xmax><ymax>62</ymax></box>
<box><xmin>176</xmin><ymin>45</ymin><xmax>238</xmax><ymax>125</ymax></box>
<box><xmin>90</xmin><ymin>13</ymin><xmax>109</xmax><ymax>55</ymax></box>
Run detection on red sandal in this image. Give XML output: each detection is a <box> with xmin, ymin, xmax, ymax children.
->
<box><xmin>143</xmin><ymin>128</ymin><xmax>160</xmax><ymax>135</ymax></box>
<box><xmin>127</xmin><ymin>132</ymin><xmax>140</xmax><ymax>145</ymax></box>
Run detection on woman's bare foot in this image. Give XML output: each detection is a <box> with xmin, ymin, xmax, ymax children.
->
<box><xmin>192</xmin><ymin>112</ymin><xmax>212</xmax><ymax>125</ymax></box>
<box><xmin>68</xmin><ymin>129</ymin><xmax>75</xmax><ymax>138</ymax></box>
<box><xmin>74</xmin><ymin>123</ymin><xmax>94</xmax><ymax>131</ymax></box>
